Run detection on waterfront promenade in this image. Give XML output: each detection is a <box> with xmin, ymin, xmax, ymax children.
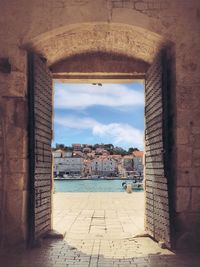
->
<box><xmin>53</xmin><ymin>192</ymin><xmax>145</xmax><ymax>239</ymax></box>
<box><xmin>0</xmin><ymin>192</ymin><xmax>199</xmax><ymax>267</ymax></box>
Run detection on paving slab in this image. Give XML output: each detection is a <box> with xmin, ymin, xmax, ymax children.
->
<box><xmin>0</xmin><ymin>192</ymin><xmax>200</xmax><ymax>267</ymax></box>
<box><xmin>53</xmin><ymin>192</ymin><xmax>145</xmax><ymax>239</ymax></box>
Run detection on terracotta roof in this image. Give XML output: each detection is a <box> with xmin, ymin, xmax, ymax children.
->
<box><xmin>133</xmin><ymin>151</ymin><xmax>144</xmax><ymax>157</ymax></box>
<box><xmin>123</xmin><ymin>155</ymin><xmax>134</xmax><ymax>159</ymax></box>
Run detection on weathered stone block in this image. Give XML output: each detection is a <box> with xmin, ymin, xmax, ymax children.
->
<box><xmin>135</xmin><ymin>2</ymin><xmax>148</xmax><ymax>11</ymax></box>
<box><xmin>9</xmin><ymin>72</ymin><xmax>27</xmax><ymax>97</ymax></box>
<box><xmin>191</xmin><ymin>188</ymin><xmax>200</xmax><ymax>212</ymax></box>
<box><xmin>0</xmin><ymin>76</ymin><xmax>9</xmax><ymax>97</ymax></box>
<box><xmin>192</xmin><ymin>126</ymin><xmax>200</xmax><ymax>134</ymax></box>
<box><xmin>6</xmin><ymin>127</ymin><xmax>27</xmax><ymax>158</ymax></box>
<box><xmin>175</xmin><ymin>212</ymin><xmax>200</xmax><ymax>250</ymax></box>
<box><xmin>177</xmin><ymin>84</ymin><xmax>200</xmax><ymax>112</ymax></box>
<box><xmin>189</xmin><ymin>134</ymin><xmax>200</xmax><ymax>147</ymax></box>
<box><xmin>191</xmin><ymin>168</ymin><xmax>200</xmax><ymax>186</ymax></box>
<box><xmin>177</xmin><ymin>169</ymin><xmax>190</xmax><ymax>186</ymax></box>
<box><xmin>0</xmin><ymin>181</ymin><xmax>2</xmax><ymax>191</ymax></box>
<box><xmin>177</xmin><ymin>146</ymin><xmax>192</xmax><ymax>168</ymax></box>
<box><xmin>112</xmin><ymin>0</ymin><xmax>123</xmax><ymax>8</ymax></box>
<box><xmin>4</xmin><ymin>190</ymin><xmax>25</xmax><ymax>245</ymax></box>
<box><xmin>6</xmin><ymin>173</ymin><xmax>26</xmax><ymax>191</ymax></box>
<box><xmin>176</xmin><ymin>213</ymin><xmax>196</xmax><ymax>232</ymax></box>
<box><xmin>176</xmin><ymin>232</ymin><xmax>196</xmax><ymax>250</ymax></box>
<box><xmin>177</xmin><ymin>127</ymin><xmax>189</xmax><ymax>145</ymax></box>
<box><xmin>177</xmin><ymin>92</ymin><xmax>193</xmax><ymax>110</ymax></box>
<box><xmin>176</xmin><ymin>187</ymin><xmax>190</xmax><ymax>212</ymax></box>
<box><xmin>3</xmin><ymin>97</ymin><xmax>27</xmax><ymax>129</ymax></box>
<box><xmin>0</xmin><ymin>166</ymin><xmax>3</xmax><ymax>189</ymax></box>
<box><xmin>0</xmin><ymin>190</ymin><xmax>3</xmax><ymax>209</ymax></box>
<box><xmin>176</xmin><ymin>110</ymin><xmax>193</xmax><ymax>127</ymax></box>
<box><xmin>194</xmin><ymin>159</ymin><xmax>200</xmax><ymax>167</ymax></box>
<box><xmin>9</xmin><ymin>48</ymin><xmax>27</xmax><ymax>74</ymax></box>
<box><xmin>0</xmin><ymin>142</ymin><xmax>3</xmax><ymax>154</ymax></box>
<box><xmin>193</xmin><ymin>149</ymin><xmax>200</xmax><ymax>159</ymax></box>
<box><xmin>8</xmin><ymin>158</ymin><xmax>27</xmax><ymax>173</ymax></box>
<box><xmin>123</xmin><ymin>0</ymin><xmax>133</xmax><ymax>9</ymax></box>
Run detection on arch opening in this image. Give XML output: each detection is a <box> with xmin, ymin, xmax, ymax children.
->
<box><xmin>25</xmin><ymin>22</ymin><xmax>168</xmax><ymax>66</ymax></box>
<box><xmin>25</xmin><ymin>22</ymin><xmax>175</xmax><ymax>250</ymax></box>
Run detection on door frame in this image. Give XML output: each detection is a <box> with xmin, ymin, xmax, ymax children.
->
<box><xmin>27</xmin><ymin>48</ymin><xmax>175</xmax><ymax>248</ymax></box>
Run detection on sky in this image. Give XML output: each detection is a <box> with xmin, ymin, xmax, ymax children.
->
<box><xmin>52</xmin><ymin>81</ymin><xmax>145</xmax><ymax>150</ymax></box>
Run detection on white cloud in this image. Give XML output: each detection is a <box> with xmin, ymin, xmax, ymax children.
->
<box><xmin>55</xmin><ymin>115</ymin><xmax>144</xmax><ymax>148</ymax></box>
<box><xmin>55</xmin><ymin>116</ymin><xmax>98</xmax><ymax>130</ymax></box>
<box><xmin>54</xmin><ymin>83</ymin><xmax>144</xmax><ymax>110</ymax></box>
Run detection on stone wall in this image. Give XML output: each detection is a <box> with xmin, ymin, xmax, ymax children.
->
<box><xmin>0</xmin><ymin>0</ymin><xmax>199</xmax><ymax>248</ymax></box>
<box><xmin>0</xmin><ymin>49</ymin><xmax>28</xmax><ymax>246</ymax></box>
<box><xmin>0</xmin><ymin>106</ymin><xmax>4</xmax><ymax>245</ymax></box>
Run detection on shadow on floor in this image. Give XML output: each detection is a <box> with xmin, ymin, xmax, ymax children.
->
<box><xmin>0</xmin><ymin>237</ymin><xmax>200</xmax><ymax>267</ymax></box>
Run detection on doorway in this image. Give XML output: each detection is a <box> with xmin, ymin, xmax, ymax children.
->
<box><xmin>28</xmin><ymin>48</ymin><xmax>174</xmax><ymax>249</ymax></box>
<box><xmin>52</xmin><ymin>81</ymin><xmax>145</xmax><ymax>240</ymax></box>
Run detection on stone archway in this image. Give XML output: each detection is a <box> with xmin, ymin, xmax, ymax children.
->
<box><xmin>25</xmin><ymin>23</ymin><xmax>166</xmax><ymax>66</ymax></box>
<box><xmin>26</xmin><ymin>22</ymin><xmax>175</xmax><ymax>248</ymax></box>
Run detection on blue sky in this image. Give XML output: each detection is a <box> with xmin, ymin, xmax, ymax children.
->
<box><xmin>52</xmin><ymin>82</ymin><xmax>144</xmax><ymax>150</ymax></box>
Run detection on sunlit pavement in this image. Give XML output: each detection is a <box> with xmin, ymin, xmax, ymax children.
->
<box><xmin>0</xmin><ymin>192</ymin><xmax>200</xmax><ymax>267</ymax></box>
<box><xmin>53</xmin><ymin>192</ymin><xmax>145</xmax><ymax>240</ymax></box>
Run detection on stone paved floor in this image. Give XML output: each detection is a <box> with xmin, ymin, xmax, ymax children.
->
<box><xmin>53</xmin><ymin>192</ymin><xmax>145</xmax><ymax>240</ymax></box>
<box><xmin>0</xmin><ymin>192</ymin><xmax>200</xmax><ymax>267</ymax></box>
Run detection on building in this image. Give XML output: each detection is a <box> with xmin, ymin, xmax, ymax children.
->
<box><xmin>52</xmin><ymin>149</ymin><xmax>62</xmax><ymax>158</ymax></box>
<box><xmin>133</xmin><ymin>151</ymin><xmax>144</xmax><ymax>175</ymax></box>
<box><xmin>73</xmin><ymin>151</ymin><xmax>84</xmax><ymax>158</ymax></box>
<box><xmin>95</xmin><ymin>147</ymin><xmax>106</xmax><ymax>155</ymax></box>
<box><xmin>83</xmin><ymin>159</ymin><xmax>92</xmax><ymax>176</ymax></box>
<box><xmin>72</xmin><ymin>144</ymin><xmax>82</xmax><ymax>151</ymax></box>
<box><xmin>63</xmin><ymin>151</ymin><xmax>73</xmax><ymax>158</ymax></box>
<box><xmin>122</xmin><ymin>155</ymin><xmax>134</xmax><ymax>171</ymax></box>
<box><xmin>110</xmin><ymin>154</ymin><xmax>122</xmax><ymax>162</ymax></box>
<box><xmin>83</xmin><ymin>147</ymin><xmax>92</xmax><ymax>153</ymax></box>
<box><xmin>91</xmin><ymin>157</ymin><xmax>117</xmax><ymax>176</ymax></box>
<box><xmin>53</xmin><ymin>152</ymin><xmax>83</xmax><ymax>176</ymax></box>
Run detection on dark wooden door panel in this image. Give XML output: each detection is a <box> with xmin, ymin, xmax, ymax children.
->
<box><xmin>28</xmin><ymin>53</ymin><xmax>52</xmax><ymax>244</ymax></box>
<box><xmin>145</xmin><ymin>50</ymin><xmax>171</xmax><ymax>248</ymax></box>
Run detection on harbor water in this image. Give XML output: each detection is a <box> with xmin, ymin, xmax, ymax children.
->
<box><xmin>54</xmin><ymin>179</ymin><xmax>143</xmax><ymax>192</ymax></box>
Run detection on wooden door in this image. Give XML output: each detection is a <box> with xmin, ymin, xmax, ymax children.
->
<box><xmin>145</xmin><ymin>49</ymin><xmax>172</xmax><ymax>248</ymax></box>
<box><xmin>28</xmin><ymin>53</ymin><xmax>53</xmax><ymax>245</ymax></box>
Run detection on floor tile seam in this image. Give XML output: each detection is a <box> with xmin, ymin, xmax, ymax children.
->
<box><xmin>88</xmin><ymin>239</ymin><xmax>97</xmax><ymax>267</ymax></box>
<box><xmin>88</xmin><ymin>210</ymin><xmax>96</xmax><ymax>234</ymax></box>
<box><xmin>94</xmin><ymin>239</ymin><xmax>102</xmax><ymax>267</ymax></box>
<box><xmin>66</xmin><ymin>210</ymin><xmax>84</xmax><ymax>234</ymax></box>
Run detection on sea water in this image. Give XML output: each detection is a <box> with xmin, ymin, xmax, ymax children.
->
<box><xmin>54</xmin><ymin>179</ymin><xmax>143</xmax><ymax>192</ymax></box>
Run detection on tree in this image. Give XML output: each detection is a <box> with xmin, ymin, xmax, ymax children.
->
<box><xmin>128</xmin><ymin>147</ymin><xmax>139</xmax><ymax>154</ymax></box>
<box><xmin>113</xmin><ymin>147</ymin><xmax>128</xmax><ymax>156</ymax></box>
<box><xmin>104</xmin><ymin>144</ymin><xmax>114</xmax><ymax>150</ymax></box>
<box><xmin>108</xmin><ymin>150</ymin><xmax>114</xmax><ymax>155</ymax></box>
<box><xmin>94</xmin><ymin>144</ymin><xmax>100</xmax><ymax>149</ymax></box>
<box><xmin>56</xmin><ymin>143</ymin><xmax>65</xmax><ymax>150</ymax></box>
